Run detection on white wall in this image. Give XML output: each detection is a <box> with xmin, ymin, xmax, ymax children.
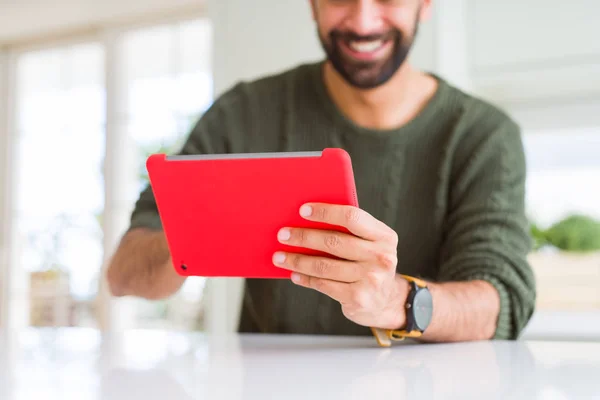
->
<box><xmin>0</xmin><ymin>0</ymin><xmax>204</xmax><ymax>45</ymax></box>
<box><xmin>470</xmin><ymin>0</ymin><xmax>599</xmax><ymax>71</ymax></box>
<box><xmin>209</xmin><ymin>0</ymin><xmax>324</xmax><ymax>97</ymax></box>
<box><xmin>467</xmin><ymin>0</ymin><xmax>600</xmax><ymax>129</ymax></box>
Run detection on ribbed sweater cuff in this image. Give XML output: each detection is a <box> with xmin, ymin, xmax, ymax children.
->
<box><xmin>465</xmin><ymin>273</ymin><xmax>513</xmax><ymax>340</ymax></box>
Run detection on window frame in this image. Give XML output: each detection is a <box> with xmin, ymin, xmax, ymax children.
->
<box><xmin>0</xmin><ymin>49</ymin><xmax>18</xmax><ymax>332</ymax></box>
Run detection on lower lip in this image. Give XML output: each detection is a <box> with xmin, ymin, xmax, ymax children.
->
<box><xmin>339</xmin><ymin>39</ymin><xmax>392</xmax><ymax>61</ymax></box>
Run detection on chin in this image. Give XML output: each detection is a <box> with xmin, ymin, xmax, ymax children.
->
<box><xmin>337</xmin><ymin>63</ymin><xmax>404</xmax><ymax>90</ymax></box>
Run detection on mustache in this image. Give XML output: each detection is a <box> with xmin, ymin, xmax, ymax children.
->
<box><xmin>329</xmin><ymin>29</ymin><xmax>398</xmax><ymax>42</ymax></box>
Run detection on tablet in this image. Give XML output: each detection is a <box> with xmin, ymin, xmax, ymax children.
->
<box><xmin>146</xmin><ymin>148</ymin><xmax>358</xmax><ymax>278</ymax></box>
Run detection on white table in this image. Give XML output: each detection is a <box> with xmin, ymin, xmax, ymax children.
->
<box><xmin>0</xmin><ymin>328</ymin><xmax>599</xmax><ymax>400</ymax></box>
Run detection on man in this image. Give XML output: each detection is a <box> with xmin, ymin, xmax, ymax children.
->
<box><xmin>106</xmin><ymin>0</ymin><xmax>536</xmax><ymax>343</ymax></box>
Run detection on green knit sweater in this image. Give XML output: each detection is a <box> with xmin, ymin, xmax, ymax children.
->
<box><xmin>130</xmin><ymin>61</ymin><xmax>536</xmax><ymax>340</ymax></box>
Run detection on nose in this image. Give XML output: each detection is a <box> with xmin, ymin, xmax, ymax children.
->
<box><xmin>344</xmin><ymin>0</ymin><xmax>385</xmax><ymax>36</ymax></box>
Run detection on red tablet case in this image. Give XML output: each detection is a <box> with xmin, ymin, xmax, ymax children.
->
<box><xmin>146</xmin><ymin>148</ymin><xmax>358</xmax><ymax>278</ymax></box>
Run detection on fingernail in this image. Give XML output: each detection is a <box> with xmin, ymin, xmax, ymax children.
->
<box><xmin>291</xmin><ymin>272</ymin><xmax>301</xmax><ymax>283</ymax></box>
<box><xmin>278</xmin><ymin>228</ymin><xmax>291</xmax><ymax>241</ymax></box>
<box><xmin>273</xmin><ymin>252</ymin><xmax>286</xmax><ymax>265</ymax></box>
<box><xmin>300</xmin><ymin>205</ymin><xmax>313</xmax><ymax>217</ymax></box>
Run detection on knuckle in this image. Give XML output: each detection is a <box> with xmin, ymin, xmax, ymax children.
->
<box><xmin>317</xmin><ymin>206</ymin><xmax>328</xmax><ymax>221</ymax></box>
<box><xmin>313</xmin><ymin>259</ymin><xmax>331</xmax><ymax>276</ymax></box>
<box><xmin>313</xmin><ymin>277</ymin><xmax>327</xmax><ymax>292</ymax></box>
<box><xmin>345</xmin><ymin>207</ymin><xmax>361</xmax><ymax>223</ymax></box>
<box><xmin>365</xmin><ymin>270</ymin><xmax>384</xmax><ymax>287</ymax></box>
<box><xmin>296</xmin><ymin>229</ymin><xmax>306</xmax><ymax>245</ymax></box>
<box><xmin>324</xmin><ymin>234</ymin><xmax>342</xmax><ymax>250</ymax></box>
<box><xmin>374</xmin><ymin>250</ymin><xmax>397</xmax><ymax>271</ymax></box>
<box><xmin>342</xmin><ymin>305</ymin><xmax>357</xmax><ymax>319</ymax></box>
<box><xmin>351</xmin><ymin>289</ymin><xmax>368</xmax><ymax>308</ymax></box>
<box><xmin>289</xmin><ymin>254</ymin><xmax>302</xmax><ymax>269</ymax></box>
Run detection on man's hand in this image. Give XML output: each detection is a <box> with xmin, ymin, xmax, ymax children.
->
<box><xmin>272</xmin><ymin>203</ymin><xmax>410</xmax><ymax>330</ymax></box>
<box><xmin>106</xmin><ymin>228</ymin><xmax>185</xmax><ymax>300</ymax></box>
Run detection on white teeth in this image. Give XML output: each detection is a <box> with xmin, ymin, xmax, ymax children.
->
<box><xmin>348</xmin><ymin>40</ymin><xmax>384</xmax><ymax>53</ymax></box>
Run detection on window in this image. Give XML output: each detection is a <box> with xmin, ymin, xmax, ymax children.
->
<box><xmin>523</xmin><ymin>128</ymin><xmax>600</xmax><ymax>311</ymax></box>
<box><xmin>14</xmin><ymin>43</ymin><xmax>105</xmax><ymax>328</ymax></box>
<box><xmin>6</xmin><ymin>16</ymin><xmax>213</xmax><ymax>331</ymax></box>
<box><xmin>120</xmin><ymin>20</ymin><xmax>213</xmax><ymax>191</ymax></box>
<box><xmin>117</xmin><ymin>19</ymin><xmax>213</xmax><ymax>330</ymax></box>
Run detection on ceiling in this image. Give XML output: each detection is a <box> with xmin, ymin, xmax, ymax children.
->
<box><xmin>0</xmin><ymin>0</ymin><xmax>205</xmax><ymax>47</ymax></box>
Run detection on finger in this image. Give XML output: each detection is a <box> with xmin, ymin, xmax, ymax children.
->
<box><xmin>290</xmin><ymin>272</ymin><xmax>351</xmax><ymax>303</ymax></box>
<box><xmin>277</xmin><ymin>227</ymin><xmax>371</xmax><ymax>261</ymax></box>
<box><xmin>299</xmin><ymin>203</ymin><xmax>397</xmax><ymax>244</ymax></box>
<box><xmin>273</xmin><ymin>252</ymin><xmax>362</xmax><ymax>283</ymax></box>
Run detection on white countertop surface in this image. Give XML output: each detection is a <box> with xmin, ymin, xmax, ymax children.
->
<box><xmin>0</xmin><ymin>328</ymin><xmax>599</xmax><ymax>400</ymax></box>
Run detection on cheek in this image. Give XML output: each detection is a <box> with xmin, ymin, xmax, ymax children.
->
<box><xmin>315</xmin><ymin>6</ymin><xmax>349</xmax><ymax>35</ymax></box>
<box><xmin>382</xmin><ymin>3</ymin><xmax>420</xmax><ymax>32</ymax></box>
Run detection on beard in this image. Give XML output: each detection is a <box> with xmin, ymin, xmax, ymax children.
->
<box><xmin>318</xmin><ymin>24</ymin><xmax>418</xmax><ymax>89</ymax></box>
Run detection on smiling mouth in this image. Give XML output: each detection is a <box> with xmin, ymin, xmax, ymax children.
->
<box><xmin>346</xmin><ymin>39</ymin><xmax>386</xmax><ymax>53</ymax></box>
<box><xmin>336</xmin><ymin>36</ymin><xmax>393</xmax><ymax>62</ymax></box>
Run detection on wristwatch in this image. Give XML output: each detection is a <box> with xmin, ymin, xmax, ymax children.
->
<box><xmin>371</xmin><ymin>274</ymin><xmax>433</xmax><ymax>347</ymax></box>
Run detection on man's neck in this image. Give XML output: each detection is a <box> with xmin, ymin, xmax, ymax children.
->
<box><xmin>322</xmin><ymin>61</ymin><xmax>438</xmax><ymax>131</ymax></box>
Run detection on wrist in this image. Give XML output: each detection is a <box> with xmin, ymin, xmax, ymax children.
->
<box><xmin>150</xmin><ymin>257</ymin><xmax>186</xmax><ymax>299</ymax></box>
<box><xmin>164</xmin><ymin>256</ymin><xmax>185</xmax><ymax>281</ymax></box>
<box><xmin>383</xmin><ymin>274</ymin><xmax>411</xmax><ymax>330</ymax></box>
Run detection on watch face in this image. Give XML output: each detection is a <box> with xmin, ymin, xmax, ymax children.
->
<box><xmin>413</xmin><ymin>289</ymin><xmax>433</xmax><ymax>331</ymax></box>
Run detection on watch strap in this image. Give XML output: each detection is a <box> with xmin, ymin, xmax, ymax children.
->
<box><xmin>371</xmin><ymin>274</ymin><xmax>428</xmax><ymax>347</ymax></box>
<box><xmin>400</xmin><ymin>274</ymin><xmax>427</xmax><ymax>289</ymax></box>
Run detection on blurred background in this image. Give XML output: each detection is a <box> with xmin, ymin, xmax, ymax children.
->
<box><xmin>0</xmin><ymin>0</ymin><xmax>599</xmax><ymax>342</ymax></box>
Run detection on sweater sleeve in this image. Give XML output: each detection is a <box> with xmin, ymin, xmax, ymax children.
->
<box><xmin>436</xmin><ymin>114</ymin><xmax>536</xmax><ymax>340</ymax></box>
